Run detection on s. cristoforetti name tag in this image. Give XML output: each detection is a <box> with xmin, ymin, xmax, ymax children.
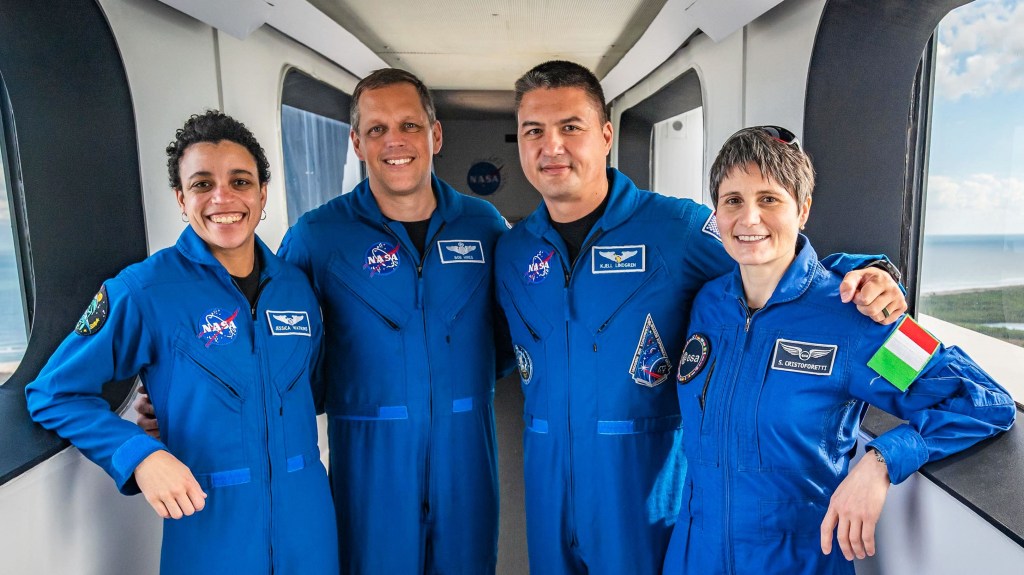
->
<box><xmin>867</xmin><ymin>316</ymin><xmax>940</xmax><ymax>392</ymax></box>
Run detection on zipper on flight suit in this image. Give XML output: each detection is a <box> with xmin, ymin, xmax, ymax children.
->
<box><xmin>386</xmin><ymin>220</ymin><xmax>447</xmax><ymax>521</ymax></box>
<box><xmin>557</xmin><ymin>227</ymin><xmax>603</xmax><ymax>548</ymax></box>
<box><xmin>231</xmin><ymin>272</ymin><xmax>276</xmax><ymax>570</ymax></box>
<box><xmin>722</xmin><ymin>300</ymin><xmax>758</xmax><ymax>575</ymax></box>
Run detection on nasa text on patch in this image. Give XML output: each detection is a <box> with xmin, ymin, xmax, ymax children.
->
<box><xmin>438</xmin><ymin>239</ymin><xmax>486</xmax><ymax>264</ymax></box>
<box><xmin>363</xmin><ymin>241</ymin><xmax>401</xmax><ymax>277</ymax></box>
<box><xmin>524</xmin><ymin>249</ymin><xmax>555</xmax><ymax>285</ymax></box>
<box><xmin>592</xmin><ymin>244</ymin><xmax>646</xmax><ymax>274</ymax></box>
<box><xmin>770</xmin><ymin>338</ymin><xmax>837</xmax><ymax>376</ymax></box>
<box><xmin>197</xmin><ymin>307</ymin><xmax>241</xmax><ymax>347</ymax></box>
<box><xmin>266</xmin><ymin>310</ymin><xmax>311</xmax><ymax>337</ymax></box>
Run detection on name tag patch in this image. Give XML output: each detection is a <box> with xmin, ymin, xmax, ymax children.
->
<box><xmin>592</xmin><ymin>244</ymin><xmax>645</xmax><ymax>274</ymax></box>
<box><xmin>771</xmin><ymin>339</ymin><xmax>837</xmax><ymax>376</ymax></box>
<box><xmin>438</xmin><ymin>239</ymin><xmax>485</xmax><ymax>264</ymax></box>
<box><xmin>266</xmin><ymin>310</ymin><xmax>312</xmax><ymax>337</ymax></box>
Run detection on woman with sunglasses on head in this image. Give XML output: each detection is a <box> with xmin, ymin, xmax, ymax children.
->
<box><xmin>662</xmin><ymin>127</ymin><xmax>1015</xmax><ymax>575</ymax></box>
<box><xmin>26</xmin><ymin>111</ymin><xmax>338</xmax><ymax>574</ymax></box>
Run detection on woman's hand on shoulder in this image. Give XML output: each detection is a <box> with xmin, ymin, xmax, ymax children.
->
<box><xmin>134</xmin><ymin>450</ymin><xmax>207</xmax><ymax>519</ymax></box>
<box><xmin>820</xmin><ymin>452</ymin><xmax>891</xmax><ymax>560</ymax></box>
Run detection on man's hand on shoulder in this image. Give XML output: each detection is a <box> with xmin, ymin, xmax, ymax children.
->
<box><xmin>839</xmin><ymin>267</ymin><xmax>907</xmax><ymax>325</ymax></box>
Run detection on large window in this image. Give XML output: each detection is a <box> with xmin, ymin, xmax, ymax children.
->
<box><xmin>0</xmin><ymin>110</ymin><xmax>27</xmax><ymax>386</ymax></box>
<box><xmin>918</xmin><ymin>0</ymin><xmax>1024</xmax><ymax>398</ymax></box>
<box><xmin>280</xmin><ymin>69</ymin><xmax>360</xmax><ymax>226</ymax></box>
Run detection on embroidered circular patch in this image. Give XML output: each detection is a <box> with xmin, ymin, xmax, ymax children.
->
<box><xmin>196</xmin><ymin>307</ymin><xmax>240</xmax><ymax>347</ymax></box>
<box><xmin>524</xmin><ymin>249</ymin><xmax>554</xmax><ymax>285</ymax></box>
<box><xmin>363</xmin><ymin>241</ymin><xmax>400</xmax><ymax>277</ymax></box>
<box><xmin>75</xmin><ymin>284</ymin><xmax>109</xmax><ymax>336</ymax></box>
<box><xmin>514</xmin><ymin>344</ymin><xmax>533</xmax><ymax>385</ymax></box>
<box><xmin>677</xmin><ymin>333</ymin><xmax>710</xmax><ymax>385</ymax></box>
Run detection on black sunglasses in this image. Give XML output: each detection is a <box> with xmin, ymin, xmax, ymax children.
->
<box><xmin>755</xmin><ymin>125</ymin><xmax>801</xmax><ymax>151</ymax></box>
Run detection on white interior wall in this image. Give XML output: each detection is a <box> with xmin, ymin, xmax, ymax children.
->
<box><xmin>611</xmin><ymin>0</ymin><xmax>825</xmax><ymax>205</ymax></box>
<box><xmin>651</xmin><ymin>107</ymin><xmax>705</xmax><ymax>203</ymax></box>
<box><xmin>0</xmin><ymin>0</ymin><xmax>356</xmax><ymax>572</ymax></box>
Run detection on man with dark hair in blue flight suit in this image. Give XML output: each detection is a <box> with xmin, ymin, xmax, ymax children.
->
<box><xmin>495</xmin><ymin>60</ymin><xmax>909</xmax><ymax>575</ymax></box>
<box><xmin>277</xmin><ymin>69</ymin><xmax>511</xmax><ymax>575</ymax></box>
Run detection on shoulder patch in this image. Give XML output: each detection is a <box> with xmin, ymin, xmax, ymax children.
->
<box><xmin>629</xmin><ymin>314</ymin><xmax>672</xmax><ymax>387</ymax></box>
<box><xmin>677</xmin><ymin>333</ymin><xmax>710</xmax><ymax>384</ymax></box>
<box><xmin>868</xmin><ymin>316</ymin><xmax>940</xmax><ymax>391</ymax></box>
<box><xmin>438</xmin><ymin>239</ymin><xmax>486</xmax><ymax>264</ymax></box>
<box><xmin>514</xmin><ymin>344</ymin><xmax>533</xmax><ymax>385</ymax></box>
<box><xmin>702</xmin><ymin>213</ymin><xmax>722</xmax><ymax>242</ymax></box>
<box><xmin>75</xmin><ymin>284</ymin><xmax>110</xmax><ymax>336</ymax></box>
<box><xmin>771</xmin><ymin>338</ymin><xmax>837</xmax><ymax>376</ymax></box>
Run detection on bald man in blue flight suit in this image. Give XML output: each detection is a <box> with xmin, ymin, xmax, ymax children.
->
<box><xmin>496</xmin><ymin>60</ymin><xmax>909</xmax><ymax>575</ymax></box>
<box><xmin>278</xmin><ymin>69</ymin><xmax>511</xmax><ymax>575</ymax></box>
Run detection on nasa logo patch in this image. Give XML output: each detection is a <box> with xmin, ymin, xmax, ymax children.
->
<box><xmin>677</xmin><ymin>333</ymin><xmax>710</xmax><ymax>384</ymax></box>
<box><xmin>438</xmin><ymin>239</ymin><xmax>486</xmax><ymax>264</ymax></box>
<box><xmin>363</xmin><ymin>241</ymin><xmax>401</xmax><ymax>277</ymax></box>
<box><xmin>629</xmin><ymin>314</ymin><xmax>673</xmax><ymax>387</ymax></box>
<box><xmin>524</xmin><ymin>249</ymin><xmax>555</xmax><ymax>285</ymax></box>
<box><xmin>196</xmin><ymin>307</ymin><xmax>240</xmax><ymax>347</ymax></box>
<box><xmin>771</xmin><ymin>339</ymin><xmax>837</xmax><ymax>376</ymax></box>
<box><xmin>514</xmin><ymin>344</ymin><xmax>533</xmax><ymax>385</ymax></box>
<box><xmin>702</xmin><ymin>213</ymin><xmax>722</xmax><ymax>242</ymax></box>
<box><xmin>266</xmin><ymin>310</ymin><xmax>311</xmax><ymax>337</ymax></box>
<box><xmin>75</xmin><ymin>284</ymin><xmax>110</xmax><ymax>336</ymax></box>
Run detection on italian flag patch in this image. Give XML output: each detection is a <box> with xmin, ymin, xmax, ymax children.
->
<box><xmin>868</xmin><ymin>316</ymin><xmax>940</xmax><ymax>392</ymax></box>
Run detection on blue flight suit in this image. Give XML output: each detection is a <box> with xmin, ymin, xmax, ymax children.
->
<box><xmin>26</xmin><ymin>227</ymin><xmax>338</xmax><ymax>575</ymax></box>
<box><xmin>493</xmin><ymin>168</ymin><xmax>735</xmax><ymax>575</ymax></box>
<box><xmin>663</xmin><ymin>235</ymin><xmax>1015</xmax><ymax>575</ymax></box>
<box><xmin>278</xmin><ymin>175</ymin><xmax>509</xmax><ymax>575</ymax></box>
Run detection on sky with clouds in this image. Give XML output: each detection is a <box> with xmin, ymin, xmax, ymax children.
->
<box><xmin>927</xmin><ymin>0</ymin><xmax>1024</xmax><ymax>235</ymax></box>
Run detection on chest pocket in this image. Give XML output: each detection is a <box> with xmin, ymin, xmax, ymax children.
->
<box><xmin>168</xmin><ymin>328</ymin><xmax>250</xmax><ymax>473</ymax></box>
<box><xmin>325</xmin><ymin>255</ymin><xmax>410</xmax><ymax>413</ymax></box>
<box><xmin>741</xmin><ymin>331</ymin><xmax>849</xmax><ymax>473</ymax></box>
<box><xmin>499</xmin><ymin>267</ymin><xmax>554</xmax><ymax>428</ymax></box>
<box><xmin>583</xmin><ymin>248</ymin><xmax>682</xmax><ymax>426</ymax></box>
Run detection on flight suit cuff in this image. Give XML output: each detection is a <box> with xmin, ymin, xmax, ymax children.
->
<box><xmin>867</xmin><ymin>424</ymin><xmax>928</xmax><ymax>484</ymax></box>
<box><xmin>111</xmin><ymin>434</ymin><xmax>167</xmax><ymax>495</ymax></box>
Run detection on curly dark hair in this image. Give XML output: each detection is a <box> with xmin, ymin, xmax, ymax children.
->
<box><xmin>166</xmin><ymin>110</ymin><xmax>270</xmax><ymax>189</ymax></box>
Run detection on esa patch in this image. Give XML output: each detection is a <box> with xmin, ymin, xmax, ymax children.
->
<box><xmin>771</xmin><ymin>338</ymin><xmax>837</xmax><ymax>376</ymax></box>
<box><xmin>75</xmin><ymin>284</ymin><xmax>110</xmax><ymax>336</ymax></box>
<box><xmin>363</xmin><ymin>241</ymin><xmax>401</xmax><ymax>277</ymax></box>
<box><xmin>266</xmin><ymin>310</ymin><xmax>311</xmax><ymax>337</ymax></box>
<box><xmin>702</xmin><ymin>213</ymin><xmax>722</xmax><ymax>242</ymax></box>
<box><xmin>592</xmin><ymin>245</ymin><xmax>645</xmax><ymax>274</ymax></box>
<box><xmin>514</xmin><ymin>344</ymin><xmax>533</xmax><ymax>385</ymax></box>
<box><xmin>629</xmin><ymin>314</ymin><xmax>672</xmax><ymax>387</ymax></box>
<box><xmin>438</xmin><ymin>239</ymin><xmax>485</xmax><ymax>264</ymax></box>
<box><xmin>677</xmin><ymin>333</ymin><xmax>710</xmax><ymax>384</ymax></box>
<box><xmin>196</xmin><ymin>307</ymin><xmax>240</xmax><ymax>347</ymax></box>
<box><xmin>524</xmin><ymin>249</ymin><xmax>555</xmax><ymax>285</ymax></box>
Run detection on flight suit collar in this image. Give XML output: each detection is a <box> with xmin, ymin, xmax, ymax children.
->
<box><xmin>175</xmin><ymin>225</ymin><xmax>281</xmax><ymax>280</ymax></box>
<box><xmin>521</xmin><ymin>167</ymin><xmax>640</xmax><ymax>240</ymax></box>
<box><xmin>723</xmin><ymin>234</ymin><xmax>821</xmax><ymax>309</ymax></box>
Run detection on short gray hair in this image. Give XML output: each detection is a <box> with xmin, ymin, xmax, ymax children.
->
<box><xmin>709</xmin><ymin>127</ymin><xmax>815</xmax><ymax>206</ymax></box>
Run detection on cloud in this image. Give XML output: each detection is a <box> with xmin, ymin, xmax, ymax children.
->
<box><xmin>934</xmin><ymin>0</ymin><xmax>1024</xmax><ymax>101</ymax></box>
<box><xmin>928</xmin><ymin>173</ymin><xmax>1024</xmax><ymax>210</ymax></box>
